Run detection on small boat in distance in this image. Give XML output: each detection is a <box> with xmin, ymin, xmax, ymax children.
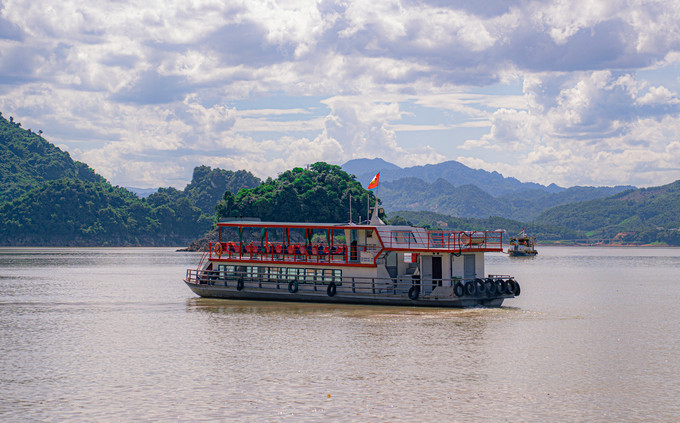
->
<box><xmin>508</xmin><ymin>228</ymin><xmax>538</xmax><ymax>257</ymax></box>
<box><xmin>184</xmin><ymin>209</ymin><xmax>521</xmax><ymax>307</ymax></box>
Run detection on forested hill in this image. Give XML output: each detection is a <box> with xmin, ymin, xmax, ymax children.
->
<box><xmin>0</xmin><ymin>114</ymin><xmax>260</xmax><ymax>246</ymax></box>
<box><xmin>389</xmin><ymin>210</ymin><xmax>579</xmax><ymax>242</ymax></box>
<box><xmin>0</xmin><ymin>112</ymin><xmax>105</xmax><ymax>204</ymax></box>
<box><xmin>216</xmin><ymin>162</ymin><xmax>380</xmax><ymax>223</ymax></box>
<box><xmin>377</xmin><ymin>177</ymin><xmax>634</xmax><ymax>221</ymax></box>
<box><xmin>534</xmin><ymin>180</ymin><xmax>680</xmax><ymax>245</ymax></box>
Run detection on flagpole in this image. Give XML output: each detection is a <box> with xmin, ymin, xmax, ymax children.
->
<box><xmin>367</xmin><ymin>192</ymin><xmax>369</xmax><ymax>224</ymax></box>
<box><xmin>349</xmin><ymin>193</ymin><xmax>352</xmax><ymax>223</ymax></box>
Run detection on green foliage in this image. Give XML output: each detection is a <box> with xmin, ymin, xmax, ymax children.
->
<box><xmin>390</xmin><ymin>210</ymin><xmax>580</xmax><ymax>241</ymax></box>
<box><xmin>183</xmin><ymin>165</ymin><xmax>260</xmax><ymax>214</ymax></box>
<box><xmin>0</xmin><ymin>178</ymin><xmax>208</xmax><ymax>246</ymax></box>
<box><xmin>379</xmin><ymin>177</ymin><xmax>633</xmax><ymax>221</ymax></box>
<box><xmin>534</xmin><ymin>180</ymin><xmax>680</xmax><ymax>244</ymax></box>
<box><xmin>217</xmin><ymin>162</ymin><xmax>380</xmax><ymax>223</ymax></box>
<box><xmin>0</xmin><ymin>114</ymin><xmax>104</xmax><ymax>204</ymax></box>
<box><xmin>0</xmin><ymin>113</ymin><xmax>252</xmax><ymax>246</ymax></box>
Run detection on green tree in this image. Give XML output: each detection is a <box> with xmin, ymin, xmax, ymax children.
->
<box><xmin>216</xmin><ymin>162</ymin><xmax>382</xmax><ymax>223</ymax></box>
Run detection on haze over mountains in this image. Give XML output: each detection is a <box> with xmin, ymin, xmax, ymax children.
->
<box><xmin>341</xmin><ymin>158</ymin><xmax>635</xmax><ymax>220</ymax></box>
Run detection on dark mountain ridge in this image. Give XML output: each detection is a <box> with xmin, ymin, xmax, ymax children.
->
<box><xmin>376</xmin><ymin>175</ymin><xmax>633</xmax><ymax>221</ymax></box>
<box><xmin>342</xmin><ymin>158</ymin><xmax>559</xmax><ymax>197</ymax></box>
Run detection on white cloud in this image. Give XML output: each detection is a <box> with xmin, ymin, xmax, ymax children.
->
<box><xmin>463</xmin><ymin>70</ymin><xmax>680</xmax><ymax>186</ymax></box>
<box><xmin>2</xmin><ymin>0</ymin><xmax>680</xmax><ymax>189</ymax></box>
<box><xmin>636</xmin><ymin>86</ymin><xmax>680</xmax><ymax>105</ymax></box>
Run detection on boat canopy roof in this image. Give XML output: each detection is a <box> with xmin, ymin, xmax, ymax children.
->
<box><xmin>217</xmin><ymin>220</ymin><xmax>377</xmax><ymax>230</ymax></box>
<box><xmin>215</xmin><ymin>220</ymin><xmax>503</xmax><ymax>253</ymax></box>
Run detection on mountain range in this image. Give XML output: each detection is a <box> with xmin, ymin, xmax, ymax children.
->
<box><xmin>2</xmin><ymin>111</ymin><xmax>679</xmax><ymax>246</ymax></box>
<box><xmin>341</xmin><ymin>158</ymin><xmax>635</xmax><ymax>220</ymax></box>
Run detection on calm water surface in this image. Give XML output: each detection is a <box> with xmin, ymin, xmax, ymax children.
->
<box><xmin>1</xmin><ymin>246</ymin><xmax>679</xmax><ymax>422</ymax></box>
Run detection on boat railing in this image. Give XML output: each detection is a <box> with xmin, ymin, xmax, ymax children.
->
<box><xmin>196</xmin><ymin>246</ymin><xmax>210</xmax><ymax>272</ymax></box>
<box><xmin>185</xmin><ymin>268</ymin><xmax>516</xmax><ymax>296</ymax></box>
<box><xmin>383</xmin><ymin>229</ymin><xmax>503</xmax><ymax>252</ymax></box>
<box><xmin>207</xmin><ymin>241</ymin><xmax>377</xmax><ymax>264</ymax></box>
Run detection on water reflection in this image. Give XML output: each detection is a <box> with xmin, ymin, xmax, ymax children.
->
<box><xmin>185</xmin><ymin>296</ymin><xmax>516</xmax><ymax>321</ymax></box>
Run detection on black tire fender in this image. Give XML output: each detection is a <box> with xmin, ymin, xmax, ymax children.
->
<box><xmin>288</xmin><ymin>279</ymin><xmax>298</xmax><ymax>293</ymax></box>
<box><xmin>499</xmin><ymin>279</ymin><xmax>507</xmax><ymax>294</ymax></box>
<box><xmin>454</xmin><ymin>282</ymin><xmax>464</xmax><ymax>297</ymax></box>
<box><xmin>485</xmin><ymin>278</ymin><xmax>496</xmax><ymax>296</ymax></box>
<box><xmin>408</xmin><ymin>285</ymin><xmax>420</xmax><ymax>300</ymax></box>
<box><xmin>327</xmin><ymin>281</ymin><xmax>337</xmax><ymax>297</ymax></box>
<box><xmin>506</xmin><ymin>280</ymin><xmax>516</xmax><ymax>295</ymax></box>
<box><xmin>464</xmin><ymin>281</ymin><xmax>476</xmax><ymax>296</ymax></box>
<box><xmin>475</xmin><ymin>278</ymin><xmax>485</xmax><ymax>294</ymax></box>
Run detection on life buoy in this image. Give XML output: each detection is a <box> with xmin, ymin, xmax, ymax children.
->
<box><xmin>213</xmin><ymin>243</ymin><xmax>223</xmax><ymax>256</ymax></box>
<box><xmin>408</xmin><ymin>285</ymin><xmax>420</xmax><ymax>300</ymax></box>
<box><xmin>327</xmin><ymin>281</ymin><xmax>337</xmax><ymax>297</ymax></box>
<box><xmin>464</xmin><ymin>281</ymin><xmax>476</xmax><ymax>296</ymax></box>
<box><xmin>288</xmin><ymin>280</ymin><xmax>298</xmax><ymax>293</ymax></box>
<box><xmin>236</xmin><ymin>278</ymin><xmax>244</xmax><ymax>291</ymax></box>
<box><xmin>454</xmin><ymin>282</ymin><xmax>464</xmax><ymax>297</ymax></box>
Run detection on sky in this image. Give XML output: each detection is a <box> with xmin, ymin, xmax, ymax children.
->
<box><xmin>1</xmin><ymin>0</ymin><xmax>680</xmax><ymax>189</ymax></box>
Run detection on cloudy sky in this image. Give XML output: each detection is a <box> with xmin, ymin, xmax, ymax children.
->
<box><xmin>1</xmin><ymin>0</ymin><xmax>680</xmax><ymax>189</ymax></box>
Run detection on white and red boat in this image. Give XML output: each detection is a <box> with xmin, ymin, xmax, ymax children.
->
<box><xmin>184</xmin><ymin>213</ymin><xmax>520</xmax><ymax>307</ymax></box>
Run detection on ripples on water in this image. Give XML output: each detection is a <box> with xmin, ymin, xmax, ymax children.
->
<box><xmin>1</xmin><ymin>246</ymin><xmax>679</xmax><ymax>422</ymax></box>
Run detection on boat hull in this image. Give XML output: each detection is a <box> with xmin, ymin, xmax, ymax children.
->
<box><xmin>508</xmin><ymin>250</ymin><xmax>538</xmax><ymax>257</ymax></box>
<box><xmin>184</xmin><ymin>280</ymin><xmax>509</xmax><ymax>308</ymax></box>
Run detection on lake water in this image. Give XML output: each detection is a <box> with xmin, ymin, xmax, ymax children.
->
<box><xmin>1</xmin><ymin>246</ymin><xmax>679</xmax><ymax>422</ymax></box>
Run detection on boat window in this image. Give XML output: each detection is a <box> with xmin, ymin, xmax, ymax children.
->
<box><xmin>218</xmin><ymin>264</ymin><xmax>226</xmax><ymax>280</ymax></box>
<box><xmin>287</xmin><ymin>267</ymin><xmax>297</xmax><ymax>280</ymax></box>
<box><xmin>333</xmin><ymin>269</ymin><xmax>342</xmax><ymax>282</ymax></box>
<box><xmin>219</xmin><ymin>265</ymin><xmax>237</xmax><ymax>280</ymax></box>
<box><xmin>303</xmin><ymin>268</ymin><xmax>314</xmax><ymax>283</ymax></box>
<box><xmin>312</xmin><ymin>269</ymin><xmax>321</xmax><ymax>282</ymax></box>
<box><xmin>246</xmin><ymin>266</ymin><xmax>253</xmax><ymax>279</ymax></box>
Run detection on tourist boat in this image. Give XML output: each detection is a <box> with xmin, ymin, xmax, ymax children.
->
<box><xmin>507</xmin><ymin>228</ymin><xmax>538</xmax><ymax>257</ymax></box>
<box><xmin>184</xmin><ymin>212</ymin><xmax>520</xmax><ymax>307</ymax></box>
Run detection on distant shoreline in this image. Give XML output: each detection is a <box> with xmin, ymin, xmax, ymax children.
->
<box><xmin>536</xmin><ymin>241</ymin><xmax>675</xmax><ymax>248</ymax></box>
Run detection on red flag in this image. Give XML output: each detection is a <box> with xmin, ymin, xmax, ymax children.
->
<box><xmin>367</xmin><ymin>173</ymin><xmax>380</xmax><ymax>189</ymax></box>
